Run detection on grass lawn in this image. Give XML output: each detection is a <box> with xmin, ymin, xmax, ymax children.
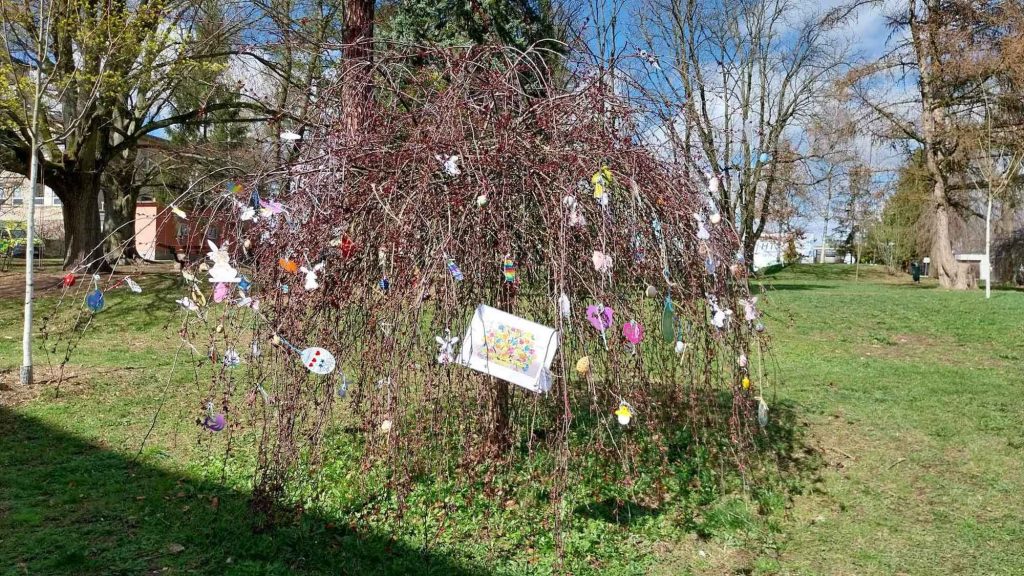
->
<box><xmin>1</xmin><ymin>262</ymin><xmax>1022</xmax><ymax>575</ymax></box>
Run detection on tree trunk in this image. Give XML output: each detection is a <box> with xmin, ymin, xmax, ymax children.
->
<box><xmin>341</xmin><ymin>0</ymin><xmax>374</xmax><ymax>137</ymax></box>
<box><xmin>928</xmin><ymin>175</ymin><xmax>971</xmax><ymax>289</ymax></box>
<box><xmin>59</xmin><ymin>173</ymin><xmax>107</xmax><ymax>271</ymax></box>
<box><xmin>103</xmin><ymin>154</ymin><xmax>141</xmax><ymax>262</ymax></box>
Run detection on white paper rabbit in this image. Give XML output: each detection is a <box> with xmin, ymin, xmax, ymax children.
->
<box><xmin>693</xmin><ymin>213</ymin><xmax>711</xmax><ymax>241</ymax></box>
<box><xmin>435</xmin><ymin>333</ymin><xmax>460</xmax><ymax>365</ymax></box>
<box><xmin>740</xmin><ymin>297</ymin><xmax>758</xmax><ymax>322</ymax></box>
<box><xmin>206</xmin><ymin>240</ymin><xmax>241</xmax><ymax>283</ymax></box>
<box><xmin>709</xmin><ymin>297</ymin><xmax>732</xmax><ymax>329</ymax></box>
<box><xmin>300</xmin><ymin>262</ymin><xmax>325</xmax><ymax>291</ymax></box>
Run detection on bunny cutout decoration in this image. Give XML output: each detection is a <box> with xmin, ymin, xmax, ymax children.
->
<box><xmin>693</xmin><ymin>214</ymin><xmax>711</xmax><ymax>241</ymax></box>
<box><xmin>740</xmin><ymin>297</ymin><xmax>758</xmax><ymax>322</ymax></box>
<box><xmin>708</xmin><ymin>297</ymin><xmax>732</xmax><ymax>329</ymax></box>
<box><xmin>435</xmin><ymin>332</ymin><xmax>459</xmax><ymax>365</ymax></box>
<box><xmin>300</xmin><ymin>262</ymin><xmax>325</xmax><ymax>291</ymax></box>
<box><xmin>206</xmin><ymin>240</ymin><xmax>241</xmax><ymax>283</ymax></box>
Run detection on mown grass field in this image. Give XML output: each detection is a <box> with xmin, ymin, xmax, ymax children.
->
<box><xmin>0</xmin><ymin>262</ymin><xmax>1021</xmax><ymax>575</ymax></box>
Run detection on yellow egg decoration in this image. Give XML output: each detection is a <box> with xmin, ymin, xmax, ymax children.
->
<box><xmin>576</xmin><ymin>356</ymin><xmax>591</xmax><ymax>375</ymax></box>
<box><xmin>741</xmin><ymin>376</ymin><xmax>751</xmax><ymax>390</ymax></box>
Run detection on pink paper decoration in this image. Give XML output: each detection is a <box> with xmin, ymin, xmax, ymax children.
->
<box><xmin>585</xmin><ymin>304</ymin><xmax>614</xmax><ymax>332</ymax></box>
<box><xmin>622</xmin><ymin>321</ymin><xmax>644</xmax><ymax>344</ymax></box>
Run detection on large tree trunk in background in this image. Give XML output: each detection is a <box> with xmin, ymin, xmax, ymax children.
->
<box><xmin>927</xmin><ymin>168</ymin><xmax>973</xmax><ymax>289</ymax></box>
<box><xmin>103</xmin><ymin>153</ymin><xmax>141</xmax><ymax>262</ymax></box>
<box><xmin>341</xmin><ymin>0</ymin><xmax>374</xmax><ymax>136</ymax></box>
<box><xmin>59</xmin><ymin>173</ymin><xmax>107</xmax><ymax>271</ymax></box>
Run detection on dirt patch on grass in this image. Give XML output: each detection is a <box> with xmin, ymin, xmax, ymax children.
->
<box><xmin>0</xmin><ymin>364</ymin><xmax>140</xmax><ymax>406</ymax></box>
<box><xmin>857</xmin><ymin>332</ymin><xmax>991</xmax><ymax>367</ymax></box>
<box><xmin>0</xmin><ymin>262</ymin><xmax>179</xmax><ymax>298</ymax></box>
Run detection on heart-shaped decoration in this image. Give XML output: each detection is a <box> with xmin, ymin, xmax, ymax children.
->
<box><xmin>585</xmin><ymin>304</ymin><xmax>614</xmax><ymax>332</ymax></box>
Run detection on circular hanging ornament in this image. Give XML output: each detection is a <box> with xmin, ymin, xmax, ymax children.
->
<box><xmin>300</xmin><ymin>347</ymin><xmax>336</xmax><ymax>375</ymax></box>
<box><xmin>576</xmin><ymin>356</ymin><xmax>591</xmax><ymax>375</ymax></box>
<box><xmin>614</xmin><ymin>401</ymin><xmax>633</xmax><ymax>426</ymax></box>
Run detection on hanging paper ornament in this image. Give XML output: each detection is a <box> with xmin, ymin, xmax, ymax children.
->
<box><xmin>591</xmin><ymin>165</ymin><xmax>613</xmax><ymax>205</ymax></box>
<box><xmin>562</xmin><ymin>195</ymin><xmax>586</xmax><ymax>226</ymax></box>
<box><xmin>435</xmin><ymin>332</ymin><xmax>460</xmax><ymax>365</ymax></box>
<box><xmin>707</xmin><ymin>173</ymin><xmax>720</xmax><ymax>194</ymax></box>
<box><xmin>260</xmin><ymin>199</ymin><xmax>285</xmax><ymax>216</ymax></box>
<box><xmin>694</xmin><ymin>214</ymin><xmax>711</xmax><ymax>241</ymax></box>
<box><xmin>206</xmin><ymin>241</ymin><xmax>241</xmax><ymax>283</ymax></box>
<box><xmin>446</xmin><ymin>258</ymin><xmax>464</xmax><ymax>281</ymax></box>
<box><xmin>740</xmin><ymin>297</ymin><xmax>758</xmax><ymax>322</ymax></box>
<box><xmin>300</xmin><ymin>262</ymin><xmax>325</xmax><ymax>291</ymax></box>
<box><xmin>379</xmin><ymin>277</ymin><xmax>390</xmax><ymax>292</ymax></box>
<box><xmin>592</xmin><ymin>251</ymin><xmax>613</xmax><ymax>273</ymax></box>
<box><xmin>227</xmin><ymin>181</ymin><xmax>243</xmax><ymax>196</ymax></box>
<box><xmin>299</xmin><ymin>347</ymin><xmax>336</xmax><ymax>375</ymax></box>
<box><xmin>436</xmin><ymin>154</ymin><xmax>461</xmax><ymax>176</ymax></box>
<box><xmin>705</xmin><ymin>256</ymin><xmax>716</xmax><ymax>276</ymax></box>
<box><xmin>202</xmin><ymin>403</ymin><xmax>226</xmax><ymax>432</ymax></box>
<box><xmin>502</xmin><ymin>257</ymin><xmax>517</xmax><ymax>283</ymax></box>
<box><xmin>756</xmin><ymin>396</ymin><xmax>769</xmax><ymax>428</ymax></box>
<box><xmin>280</xmin><ymin>283</ymin><xmax>290</xmax><ymax>294</ymax></box>
<box><xmin>251</xmin><ymin>341</ymin><xmax>261</xmax><ymax>358</ymax></box>
<box><xmin>176</xmin><ymin>297</ymin><xmax>200</xmax><ymax>312</ymax></box>
<box><xmin>278</xmin><ymin>258</ymin><xmax>299</xmax><ymax>274</ymax></box>
<box><xmin>190</xmin><ymin>283</ymin><xmax>207</xmax><ymax>307</ymax></box>
<box><xmin>476</xmin><ymin>194</ymin><xmax>488</xmax><ymax>207</ymax></box>
<box><xmin>222</xmin><ymin>349</ymin><xmax>241</xmax><ymax>368</ymax></box>
<box><xmin>751</xmin><ymin>149</ymin><xmax>761</xmax><ymax>168</ymax></box>
<box><xmin>614</xmin><ymin>401</ymin><xmax>634</xmax><ymax>426</ymax></box>
<box><xmin>575</xmin><ymin>356</ymin><xmax>591</xmax><ymax>375</ymax></box>
<box><xmin>661</xmin><ymin>297</ymin><xmax>675</xmax><ymax>343</ymax></box>
<box><xmin>238</xmin><ymin>276</ymin><xmax>252</xmax><ymax>292</ymax></box>
<box><xmin>86</xmin><ymin>289</ymin><xmax>104</xmax><ymax>313</ymax></box>
<box><xmin>709</xmin><ymin>298</ymin><xmax>732</xmax><ymax>329</ymax></box>
<box><xmin>645</xmin><ymin>285</ymin><xmax>658</xmax><ymax>299</ymax></box>
<box><xmin>62</xmin><ymin>273</ymin><xmax>76</xmax><ymax>287</ymax></box>
<box><xmin>123</xmin><ymin>277</ymin><xmax>142</xmax><ymax>293</ymax></box>
<box><xmin>622</xmin><ymin>321</ymin><xmax>644</xmax><ymax>344</ymax></box>
<box><xmin>338</xmin><ymin>235</ymin><xmax>356</xmax><ymax>259</ymax></box>
<box><xmin>742</xmin><ymin>376</ymin><xmax>751</xmax><ymax>390</ymax></box>
<box><xmin>755</xmin><ymin>322</ymin><xmax>766</xmax><ymax>333</ymax></box>
<box><xmin>709</xmin><ymin>212</ymin><xmax>722</xmax><ymax>225</ymax></box>
<box><xmin>213</xmin><ymin>282</ymin><xmax>231</xmax><ymax>303</ymax></box>
<box><xmin>380</xmin><ymin>419</ymin><xmax>394</xmax><ymax>434</ymax></box>
<box><xmin>337</xmin><ymin>374</ymin><xmax>350</xmax><ymax>399</ymax></box>
<box><xmin>675</xmin><ymin>340</ymin><xmax>686</xmax><ymax>354</ymax></box>
<box><xmin>171</xmin><ymin>205</ymin><xmax>187</xmax><ymax>219</ymax></box>
<box><xmin>558</xmin><ymin>292</ymin><xmax>571</xmax><ymax>318</ymax></box>
<box><xmin>585</xmin><ymin>304</ymin><xmax>614</xmax><ymax>332</ymax></box>
<box><xmin>738</xmin><ymin>354</ymin><xmax>748</xmax><ymax>368</ymax></box>
<box><xmin>759</xmin><ymin>152</ymin><xmax>771</xmax><ymax>164</ymax></box>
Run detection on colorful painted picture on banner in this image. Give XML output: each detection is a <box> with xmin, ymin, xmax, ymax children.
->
<box><xmin>458</xmin><ymin>305</ymin><xmax>559</xmax><ymax>393</ymax></box>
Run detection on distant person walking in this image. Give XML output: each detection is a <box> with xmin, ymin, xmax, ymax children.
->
<box><xmin>911</xmin><ymin>261</ymin><xmax>921</xmax><ymax>283</ymax></box>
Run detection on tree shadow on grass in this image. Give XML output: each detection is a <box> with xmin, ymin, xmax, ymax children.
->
<box><xmin>756</xmin><ymin>283</ymin><xmax>835</xmax><ymax>292</ymax></box>
<box><xmin>0</xmin><ymin>407</ymin><xmax>490</xmax><ymax>576</ymax></box>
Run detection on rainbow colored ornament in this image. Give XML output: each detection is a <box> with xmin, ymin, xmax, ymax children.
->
<box><xmin>502</xmin><ymin>257</ymin><xmax>516</xmax><ymax>283</ymax></box>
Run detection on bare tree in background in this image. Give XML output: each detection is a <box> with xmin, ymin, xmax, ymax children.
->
<box><xmin>637</xmin><ymin>0</ymin><xmax>848</xmax><ymax>266</ymax></box>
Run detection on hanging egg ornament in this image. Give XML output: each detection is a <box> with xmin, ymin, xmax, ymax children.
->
<box><xmin>278</xmin><ymin>258</ymin><xmax>299</xmax><ymax>274</ymax></box>
<box><xmin>738</xmin><ymin>354</ymin><xmax>748</xmax><ymax>368</ymax></box>
<box><xmin>675</xmin><ymin>340</ymin><xmax>686</xmax><ymax>354</ymax></box>
<box><xmin>62</xmin><ymin>273</ymin><xmax>76</xmax><ymax>287</ymax></box>
<box><xmin>709</xmin><ymin>212</ymin><xmax>722</xmax><ymax>225</ymax></box>
<box><xmin>576</xmin><ymin>356</ymin><xmax>591</xmax><ymax>375</ymax></box>
<box><xmin>203</xmin><ymin>412</ymin><xmax>226</xmax><ymax>432</ymax></box>
<box><xmin>614</xmin><ymin>402</ymin><xmax>633</xmax><ymax>426</ymax></box>
<box><xmin>755</xmin><ymin>322</ymin><xmax>766</xmax><ymax>333</ymax></box>
<box><xmin>502</xmin><ymin>257</ymin><xmax>517</xmax><ymax>283</ymax></box>
<box><xmin>446</xmin><ymin>258</ymin><xmax>464</xmax><ymax>282</ymax></box>
<box><xmin>742</xmin><ymin>376</ymin><xmax>751</xmax><ymax>390</ymax></box>
<box><xmin>622</xmin><ymin>321</ymin><xmax>644</xmax><ymax>344</ymax></box>
<box><xmin>300</xmin><ymin>347</ymin><xmax>337</xmax><ymax>375</ymax></box>
<box><xmin>85</xmin><ymin>289</ymin><xmax>104</xmax><ymax>313</ymax></box>
<box><xmin>756</xmin><ymin>396</ymin><xmax>769</xmax><ymax>428</ymax></box>
<box><xmin>476</xmin><ymin>194</ymin><xmax>488</xmax><ymax>207</ymax></box>
<box><xmin>645</xmin><ymin>285</ymin><xmax>658</xmax><ymax>299</ymax></box>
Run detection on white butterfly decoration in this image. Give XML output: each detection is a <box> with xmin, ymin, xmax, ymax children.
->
<box><xmin>300</xmin><ymin>262</ymin><xmax>325</xmax><ymax>291</ymax></box>
<box><xmin>435</xmin><ymin>333</ymin><xmax>460</xmax><ymax>365</ymax></box>
<box><xmin>436</xmin><ymin>154</ymin><xmax>461</xmax><ymax>176</ymax></box>
<box><xmin>206</xmin><ymin>240</ymin><xmax>241</xmax><ymax>283</ymax></box>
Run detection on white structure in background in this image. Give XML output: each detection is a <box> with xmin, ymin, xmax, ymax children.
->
<box><xmin>753</xmin><ymin>232</ymin><xmax>805</xmax><ymax>270</ymax></box>
<box><xmin>955</xmin><ymin>253</ymin><xmax>990</xmax><ymax>283</ymax></box>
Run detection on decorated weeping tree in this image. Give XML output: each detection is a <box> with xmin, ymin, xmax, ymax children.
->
<box><xmin>176</xmin><ymin>46</ymin><xmax>773</xmax><ymax>538</ymax></box>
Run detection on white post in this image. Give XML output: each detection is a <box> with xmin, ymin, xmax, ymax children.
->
<box><xmin>21</xmin><ymin>136</ymin><xmax>38</xmax><ymax>385</ymax></box>
<box><xmin>985</xmin><ymin>190</ymin><xmax>992</xmax><ymax>299</ymax></box>
<box><xmin>21</xmin><ymin>3</ymin><xmax>47</xmax><ymax>386</ymax></box>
